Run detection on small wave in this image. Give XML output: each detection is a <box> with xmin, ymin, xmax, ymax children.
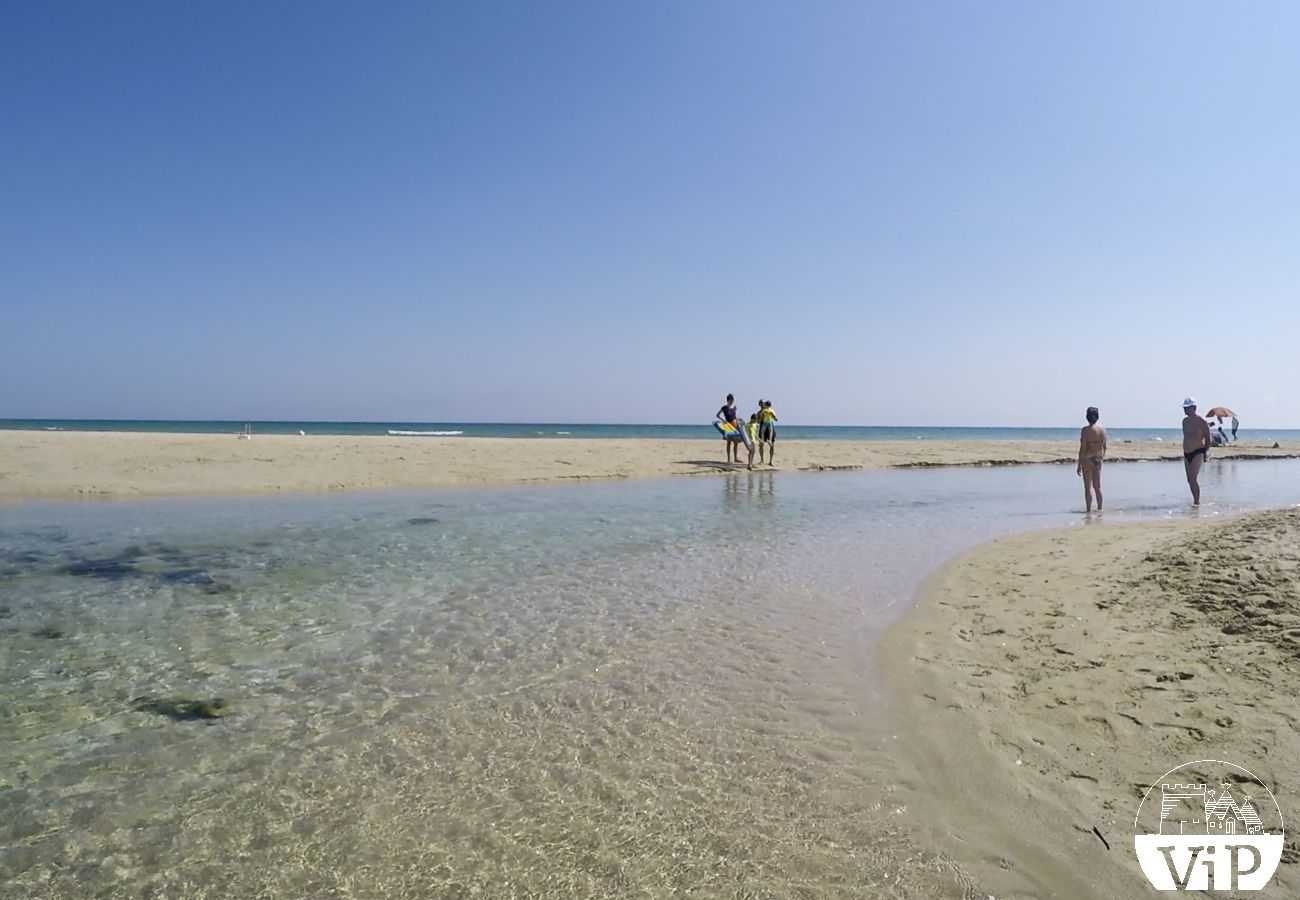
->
<box><xmin>44</xmin><ymin>426</ymin><xmax>64</xmax><ymax>431</ymax></box>
<box><xmin>556</xmin><ymin>431</ymin><xmax>572</xmax><ymax>435</ymax></box>
<box><xmin>387</xmin><ymin>430</ymin><xmax>465</xmax><ymax>436</ymax></box>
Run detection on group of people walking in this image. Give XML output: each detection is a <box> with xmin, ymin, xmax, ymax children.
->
<box><xmin>715</xmin><ymin>394</ymin><xmax>778</xmax><ymax>469</ymax></box>
<box><xmin>1076</xmin><ymin>397</ymin><xmax>1215</xmax><ymax>513</ymax></box>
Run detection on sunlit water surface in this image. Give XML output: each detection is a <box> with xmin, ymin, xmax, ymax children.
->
<box><xmin>2</xmin><ymin>460</ymin><xmax>1298</xmax><ymax>898</ymax></box>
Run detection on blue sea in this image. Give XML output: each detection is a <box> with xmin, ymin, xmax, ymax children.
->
<box><xmin>4</xmin><ymin>418</ymin><xmax>1297</xmax><ymax>444</ymax></box>
<box><xmin>3</xmin><ymin>457</ymin><xmax>1299</xmax><ymax>897</ymax></box>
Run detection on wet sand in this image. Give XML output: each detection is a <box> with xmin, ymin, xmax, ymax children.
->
<box><xmin>2</xmin><ymin>430</ymin><xmax>1297</xmax><ymax>500</ymax></box>
<box><xmin>883</xmin><ymin>507</ymin><xmax>1300</xmax><ymax>898</ymax></box>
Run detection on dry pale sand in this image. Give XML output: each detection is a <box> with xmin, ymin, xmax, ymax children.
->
<box><xmin>2</xmin><ymin>429</ymin><xmax>1298</xmax><ymax>500</ymax></box>
<box><xmin>882</xmin><ymin>508</ymin><xmax>1300</xmax><ymax>899</ymax></box>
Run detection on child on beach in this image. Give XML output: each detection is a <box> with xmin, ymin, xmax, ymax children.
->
<box><xmin>746</xmin><ymin>414</ymin><xmax>760</xmax><ymax>469</ymax></box>
<box><xmin>759</xmin><ymin>400</ymin><xmax>778</xmax><ymax>466</ymax></box>
<box><xmin>1076</xmin><ymin>406</ymin><xmax>1106</xmax><ymax>513</ymax></box>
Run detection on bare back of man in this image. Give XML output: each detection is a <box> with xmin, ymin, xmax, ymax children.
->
<box><xmin>1181</xmin><ymin>401</ymin><xmax>1212</xmax><ymax>505</ymax></box>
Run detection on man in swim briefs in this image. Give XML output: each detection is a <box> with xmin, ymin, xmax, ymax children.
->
<box><xmin>1076</xmin><ymin>406</ymin><xmax>1106</xmax><ymax>512</ymax></box>
<box><xmin>1181</xmin><ymin>398</ymin><xmax>1212</xmax><ymax>505</ymax></box>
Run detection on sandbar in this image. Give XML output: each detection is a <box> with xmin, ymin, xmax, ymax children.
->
<box><xmin>2</xmin><ymin>430</ymin><xmax>1297</xmax><ymax>500</ymax></box>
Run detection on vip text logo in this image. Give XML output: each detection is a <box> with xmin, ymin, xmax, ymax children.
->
<box><xmin>1134</xmin><ymin>759</ymin><xmax>1284</xmax><ymax>891</ymax></box>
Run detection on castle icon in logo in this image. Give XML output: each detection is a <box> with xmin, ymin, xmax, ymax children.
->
<box><xmin>1159</xmin><ymin>782</ymin><xmax>1267</xmax><ymax>836</ymax></box>
<box><xmin>1135</xmin><ymin>760</ymin><xmax>1284</xmax><ymax>891</ymax></box>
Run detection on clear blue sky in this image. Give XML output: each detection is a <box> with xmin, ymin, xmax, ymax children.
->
<box><xmin>3</xmin><ymin>1</ymin><xmax>1297</xmax><ymax>426</ymax></box>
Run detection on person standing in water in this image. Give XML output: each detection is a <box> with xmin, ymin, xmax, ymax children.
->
<box><xmin>1181</xmin><ymin>398</ymin><xmax>1212</xmax><ymax>505</ymax></box>
<box><xmin>1076</xmin><ymin>406</ymin><xmax>1106</xmax><ymax>513</ymax></box>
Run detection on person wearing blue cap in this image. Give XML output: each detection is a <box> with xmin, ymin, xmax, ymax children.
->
<box><xmin>1181</xmin><ymin>398</ymin><xmax>1212</xmax><ymax>505</ymax></box>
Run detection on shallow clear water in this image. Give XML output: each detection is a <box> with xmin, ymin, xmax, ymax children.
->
<box><xmin>2</xmin><ymin>460</ymin><xmax>1298</xmax><ymax>897</ymax></box>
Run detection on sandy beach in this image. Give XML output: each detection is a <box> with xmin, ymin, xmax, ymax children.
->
<box><xmin>2</xmin><ymin>429</ymin><xmax>1298</xmax><ymax>500</ymax></box>
<box><xmin>883</xmin><ymin>507</ymin><xmax>1300</xmax><ymax>898</ymax></box>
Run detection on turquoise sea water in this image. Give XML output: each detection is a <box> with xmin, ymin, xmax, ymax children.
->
<box><xmin>4</xmin><ymin>418</ymin><xmax>1297</xmax><ymax>444</ymax></box>
<box><xmin>3</xmin><ymin>460</ymin><xmax>1299</xmax><ymax>897</ymax></box>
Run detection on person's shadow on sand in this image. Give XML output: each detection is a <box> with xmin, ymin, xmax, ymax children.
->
<box><xmin>676</xmin><ymin>459</ymin><xmax>748</xmax><ymax>472</ymax></box>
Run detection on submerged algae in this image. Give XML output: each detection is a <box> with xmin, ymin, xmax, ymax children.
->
<box><xmin>133</xmin><ymin>696</ymin><xmax>234</xmax><ymax>721</ymax></box>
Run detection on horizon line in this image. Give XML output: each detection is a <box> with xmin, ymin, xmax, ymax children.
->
<box><xmin>0</xmin><ymin>417</ymin><xmax>1290</xmax><ymax>431</ymax></box>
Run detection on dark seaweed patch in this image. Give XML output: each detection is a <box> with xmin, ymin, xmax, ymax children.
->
<box><xmin>162</xmin><ymin>568</ymin><xmax>232</xmax><ymax>594</ymax></box>
<box><xmin>161</xmin><ymin>568</ymin><xmax>214</xmax><ymax>585</ymax></box>
<box><xmin>32</xmin><ymin>626</ymin><xmax>64</xmax><ymax>639</ymax></box>
<box><xmin>62</xmin><ymin>558</ymin><xmax>138</xmax><ymax>580</ymax></box>
<box><xmin>150</xmin><ymin>545</ymin><xmax>194</xmax><ymax>565</ymax></box>
<box><xmin>0</xmin><ymin>606</ymin><xmax>10</xmax><ymax>619</ymax></box>
<box><xmin>407</xmin><ymin>517</ymin><xmax>442</xmax><ymax>526</ymax></box>
<box><xmin>21</xmin><ymin>528</ymin><xmax>69</xmax><ymax>544</ymax></box>
<box><xmin>61</xmin><ymin>546</ymin><xmax>146</xmax><ymax>580</ymax></box>
<box><xmin>132</xmin><ymin>696</ymin><xmax>233</xmax><ymax>721</ymax></box>
<box><xmin>0</xmin><ymin>548</ymin><xmax>51</xmax><ymax>576</ymax></box>
<box><xmin>58</xmin><ymin>542</ymin><xmax>229</xmax><ymax>591</ymax></box>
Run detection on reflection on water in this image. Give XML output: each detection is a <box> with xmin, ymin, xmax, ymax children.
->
<box><xmin>721</xmin><ymin>470</ymin><xmax>778</xmax><ymax>513</ymax></box>
<box><xmin>2</xmin><ymin>460</ymin><xmax>1299</xmax><ymax>897</ymax></box>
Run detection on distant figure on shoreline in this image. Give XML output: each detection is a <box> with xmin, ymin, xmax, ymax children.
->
<box><xmin>759</xmin><ymin>400</ymin><xmax>778</xmax><ymax>466</ymax></box>
<box><xmin>1211</xmin><ymin>419</ymin><xmax>1229</xmax><ymax>446</ymax></box>
<box><xmin>1181</xmin><ymin>398</ymin><xmax>1212</xmax><ymax>505</ymax></box>
<box><xmin>1076</xmin><ymin>406</ymin><xmax>1106</xmax><ymax>513</ymax></box>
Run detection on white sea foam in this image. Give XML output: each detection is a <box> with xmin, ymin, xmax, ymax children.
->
<box><xmin>387</xmin><ymin>430</ymin><xmax>465</xmax><ymax>436</ymax></box>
